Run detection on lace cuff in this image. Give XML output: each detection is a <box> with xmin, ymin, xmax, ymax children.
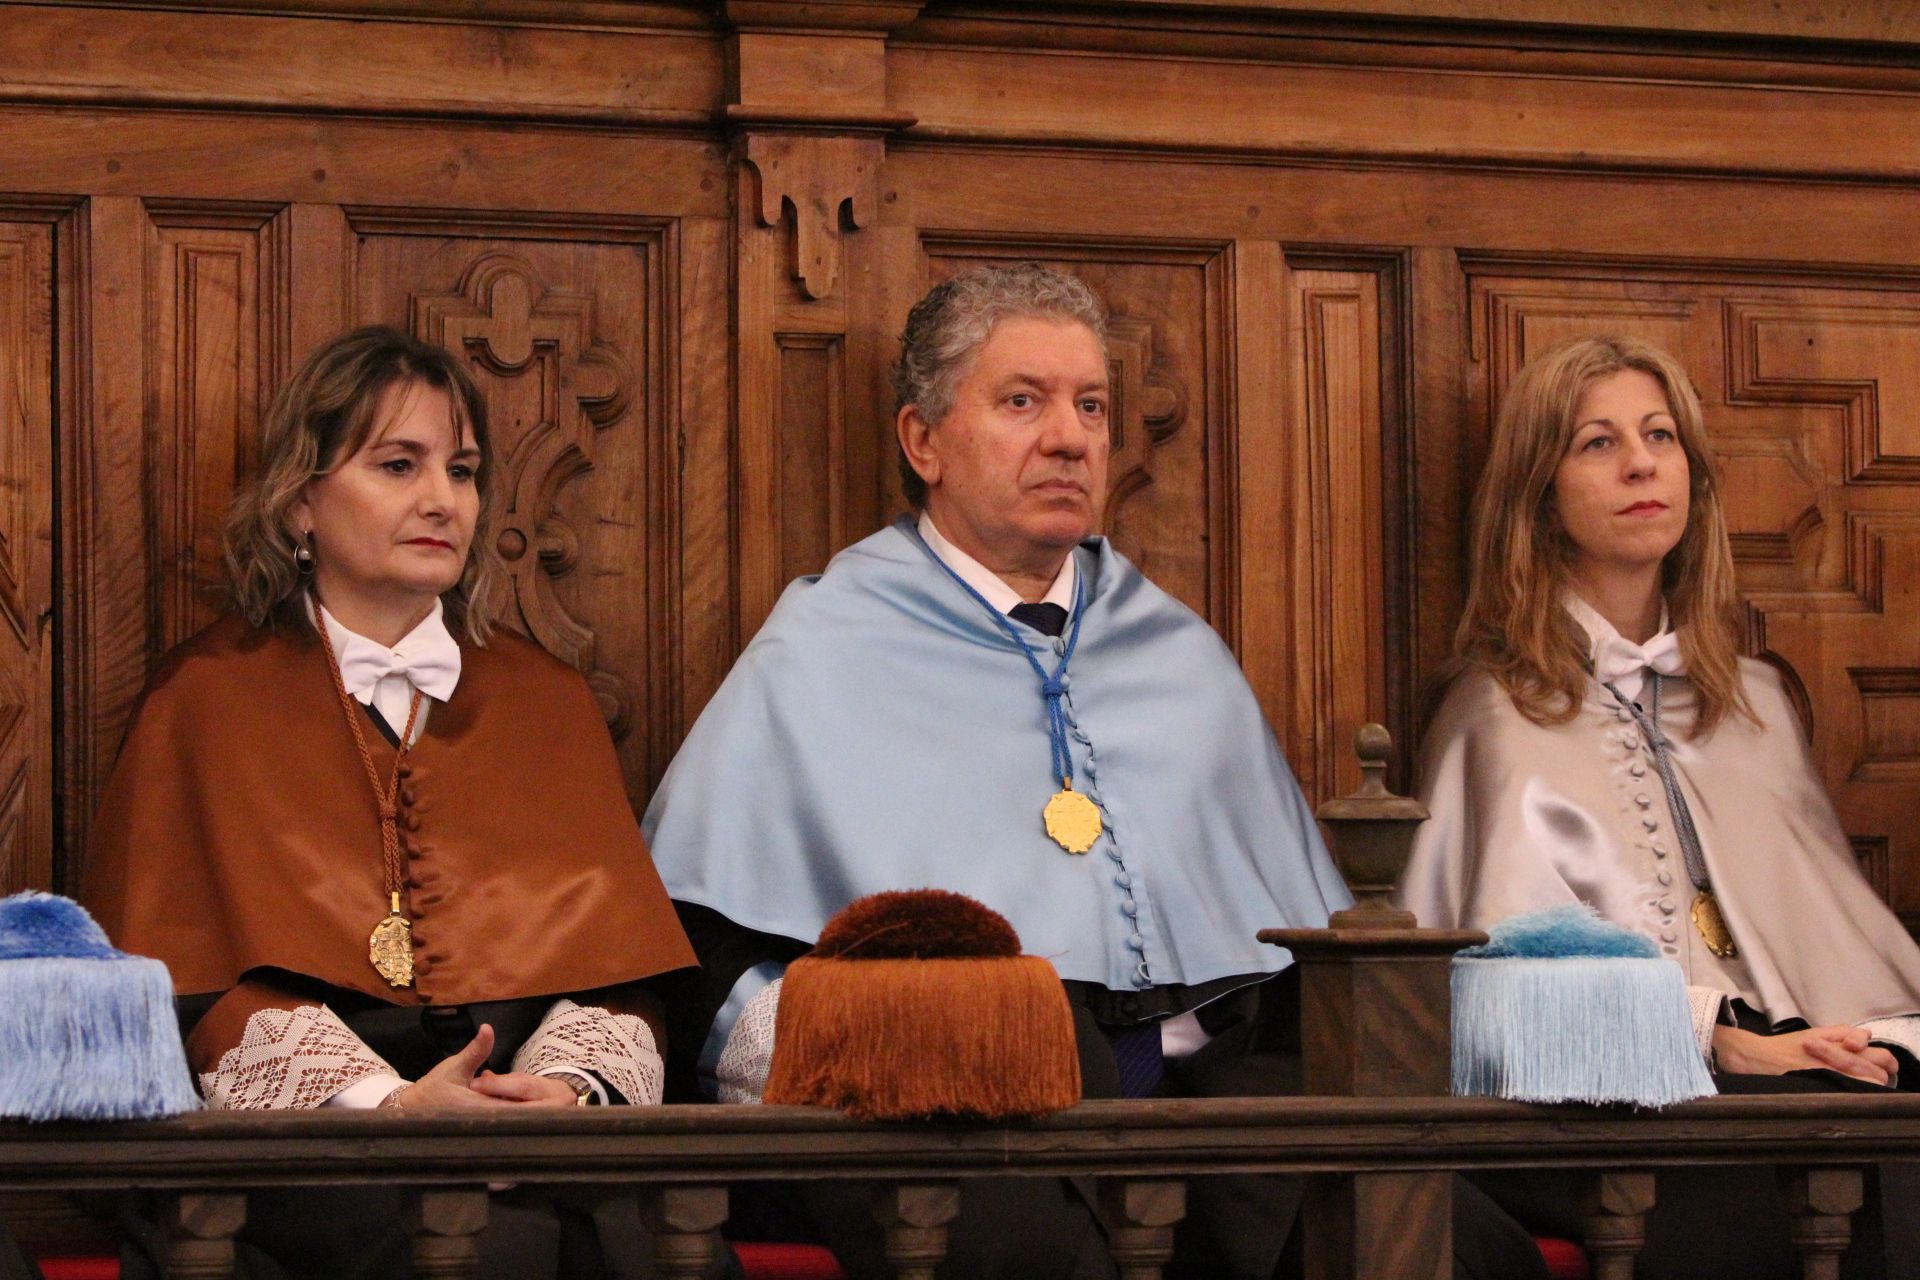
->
<box><xmin>1687</xmin><ymin>985</ymin><xmax>1729</xmax><ymax>1062</ymax></box>
<box><xmin>199</xmin><ymin>1004</ymin><xmax>399</xmax><ymax>1110</ymax></box>
<box><xmin>511</xmin><ymin>999</ymin><xmax>662</xmax><ymax>1106</ymax></box>
<box><xmin>1860</xmin><ymin>1014</ymin><xmax>1920</xmax><ymax>1072</ymax></box>
<box><xmin>714</xmin><ymin>977</ymin><xmax>783</xmax><ymax>1105</ymax></box>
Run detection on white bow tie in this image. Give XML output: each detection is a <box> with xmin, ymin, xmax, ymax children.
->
<box><xmin>1562</xmin><ymin>591</ymin><xmax>1685</xmax><ymax>706</ymax></box>
<box><xmin>338</xmin><ymin>640</ymin><xmax>461</xmax><ymax>705</ymax></box>
<box><xmin>318</xmin><ymin>600</ymin><xmax>463</xmax><ymax>710</ymax></box>
<box><xmin>1592</xmin><ymin>628</ymin><xmax>1685</xmax><ymax>706</ymax></box>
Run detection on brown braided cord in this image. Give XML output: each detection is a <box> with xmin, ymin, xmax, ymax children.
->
<box><xmin>309</xmin><ymin>595</ymin><xmax>424</xmax><ymax>904</ymax></box>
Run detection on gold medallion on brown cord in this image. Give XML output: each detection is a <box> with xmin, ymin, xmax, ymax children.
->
<box><xmin>310</xmin><ymin>595</ymin><xmax>425</xmax><ymax>989</ymax></box>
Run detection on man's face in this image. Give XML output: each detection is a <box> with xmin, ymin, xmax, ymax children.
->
<box><xmin>901</xmin><ymin>316</ymin><xmax>1111</xmax><ymax>572</ymax></box>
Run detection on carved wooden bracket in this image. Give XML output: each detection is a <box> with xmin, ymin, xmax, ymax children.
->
<box><xmin>743</xmin><ymin>132</ymin><xmax>883</xmax><ymax>302</ymax></box>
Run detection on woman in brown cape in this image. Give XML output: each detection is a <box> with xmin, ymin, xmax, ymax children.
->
<box><xmin>84</xmin><ymin>325</ymin><xmax>694</xmax><ymax>1279</ymax></box>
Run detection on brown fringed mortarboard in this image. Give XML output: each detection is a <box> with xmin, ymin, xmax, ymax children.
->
<box><xmin>762</xmin><ymin>889</ymin><xmax>1081</xmax><ymax>1120</ymax></box>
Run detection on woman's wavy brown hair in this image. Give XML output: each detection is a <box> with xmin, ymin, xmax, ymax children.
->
<box><xmin>1452</xmin><ymin>334</ymin><xmax>1753</xmax><ymax>736</ymax></box>
<box><xmin>222</xmin><ymin>325</ymin><xmax>503</xmax><ymax>644</ymax></box>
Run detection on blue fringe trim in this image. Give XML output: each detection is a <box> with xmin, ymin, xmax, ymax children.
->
<box><xmin>1452</xmin><ymin>955</ymin><xmax>1716</xmax><ymax>1108</ymax></box>
<box><xmin>0</xmin><ymin>955</ymin><xmax>199</xmax><ymax>1120</ymax></box>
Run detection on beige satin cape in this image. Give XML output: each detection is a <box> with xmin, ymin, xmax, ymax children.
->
<box><xmin>84</xmin><ymin>609</ymin><xmax>694</xmax><ymax>1006</ymax></box>
<box><xmin>1399</xmin><ymin>659</ymin><xmax>1920</xmax><ymax>1028</ymax></box>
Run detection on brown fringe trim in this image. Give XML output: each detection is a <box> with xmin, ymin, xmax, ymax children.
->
<box><xmin>763</xmin><ymin>955</ymin><xmax>1081</xmax><ymax>1120</ymax></box>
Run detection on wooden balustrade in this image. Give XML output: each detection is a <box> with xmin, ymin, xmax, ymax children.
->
<box><xmin>7</xmin><ymin>1095</ymin><xmax>1920</xmax><ymax>1280</ymax></box>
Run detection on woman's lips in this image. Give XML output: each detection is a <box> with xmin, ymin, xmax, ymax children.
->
<box><xmin>405</xmin><ymin>538</ymin><xmax>455</xmax><ymax>549</ymax></box>
<box><xmin>1617</xmin><ymin>501</ymin><xmax>1668</xmax><ymax>515</ymax></box>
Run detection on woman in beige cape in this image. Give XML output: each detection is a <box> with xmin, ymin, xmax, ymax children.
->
<box><xmin>1397</xmin><ymin>334</ymin><xmax>1920</xmax><ymax>1279</ymax></box>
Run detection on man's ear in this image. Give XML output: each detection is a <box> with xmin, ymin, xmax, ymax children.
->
<box><xmin>896</xmin><ymin>404</ymin><xmax>940</xmax><ymax>490</ymax></box>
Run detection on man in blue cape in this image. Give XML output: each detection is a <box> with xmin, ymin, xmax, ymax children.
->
<box><xmin>645</xmin><ymin>263</ymin><xmax>1544</xmax><ymax>1280</ymax></box>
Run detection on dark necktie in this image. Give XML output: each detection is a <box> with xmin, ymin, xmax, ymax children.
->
<box><xmin>1105</xmin><ymin>1022</ymin><xmax>1167</xmax><ymax>1098</ymax></box>
<box><xmin>1008</xmin><ymin>602</ymin><xmax>1068</xmax><ymax>637</ymax></box>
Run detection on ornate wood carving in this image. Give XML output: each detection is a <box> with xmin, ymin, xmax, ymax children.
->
<box><xmin>355</xmin><ymin>216</ymin><xmax>680</xmax><ymax>795</ymax></box>
<box><xmin>1104</xmin><ymin>316</ymin><xmax>1187</xmax><ymax>513</ymax></box>
<box><xmin>413</xmin><ymin>250</ymin><xmax>639</xmax><ymax>736</ymax></box>
<box><xmin>743</xmin><ymin>134</ymin><xmax>884</xmax><ymax>303</ymax></box>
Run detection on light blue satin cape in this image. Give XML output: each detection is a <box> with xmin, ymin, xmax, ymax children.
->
<box><xmin>644</xmin><ymin>518</ymin><xmax>1351</xmax><ymax>994</ymax></box>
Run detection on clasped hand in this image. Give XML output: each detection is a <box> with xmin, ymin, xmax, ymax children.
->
<box><xmin>386</xmin><ymin>1024</ymin><xmax>581</xmax><ymax>1109</ymax></box>
<box><xmin>1712</xmin><ymin>1023</ymin><xmax>1899</xmax><ymax>1087</ymax></box>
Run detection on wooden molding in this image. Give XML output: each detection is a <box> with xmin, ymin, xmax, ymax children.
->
<box><xmin>724</xmin><ymin>0</ymin><xmax>925</xmax><ymax>33</ymax></box>
<box><xmin>742</xmin><ymin>133</ymin><xmax>884</xmax><ymax>301</ymax></box>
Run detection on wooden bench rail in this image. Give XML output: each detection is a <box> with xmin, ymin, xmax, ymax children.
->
<box><xmin>8</xmin><ymin>1097</ymin><xmax>1916</xmax><ymax>1280</ymax></box>
<box><xmin>5</xmin><ymin>1095</ymin><xmax>1920</xmax><ymax>1190</ymax></box>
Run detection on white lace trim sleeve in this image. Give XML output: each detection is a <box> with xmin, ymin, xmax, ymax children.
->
<box><xmin>714</xmin><ymin>977</ymin><xmax>783</xmax><ymax>1105</ymax></box>
<box><xmin>511</xmin><ymin>998</ymin><xmax>663</xmax><ymax>1106</ymax></box>
<box><xmin>1687</xmin><ymin>985</ymin><xmax>1729</xmax><ymax>1062</ymax></box>
<box><xmin>199</xmin><ymin>1004</ymin><xmax>400</xmax><ymax>1111</ymax></box>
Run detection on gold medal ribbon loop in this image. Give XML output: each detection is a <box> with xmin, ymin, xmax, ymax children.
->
<box><xmin>909</xmin><ymin>528</ymin><xmax>1099</xmax><ymax>855</ymax></box>
<box><xmin>311</xmin><ymin>596</ymin><xmax>425</xmax><ymax>987</ymax></box>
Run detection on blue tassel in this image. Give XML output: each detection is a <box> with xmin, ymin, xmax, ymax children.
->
<box><xmin>1452</xmin><ymin>907</ymin><xmax>1715</xmax><ymax>1109</ymax></box>
<box><xmin>0</xmin><ymin>893</ymin><xmax>198</xmax><ymax>1121</ymax></box>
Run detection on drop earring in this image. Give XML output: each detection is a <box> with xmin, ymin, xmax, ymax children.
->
<box><xmin>295</xmin><ymin>531</ymin><xmax>314</xmax><ymax>573</ymax></box>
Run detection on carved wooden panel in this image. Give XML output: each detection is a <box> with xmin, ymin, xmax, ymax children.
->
<box><xmin>353</xmin><ymin>217</ymin><xmax>679</xmax><ymax>797</ymax></box>
<box><xmin>1468</xmin><ymin>269</ymin><xmax>1920</xmax><ymax>923</ymax></box>
<box><xmin>775</xmin><ymin>332</ymin><xmax>847</xmax><ymax>584</ymax></box>
<box><xmin>1284</xmin><ymin>263</ymin><xmax>1387</xmax><ymax>802</ymax></box>
<box><xmin>0</xmin><ymin>218</ymin><xmax>54</xmax><ymax>895</ymax></box>
<box><xmin>144</xmin><ymin>203</ymin><xmax>282</xmax><ymax>650</ymax></box>
<box><xmin>913</xmin><ymin>240</ymin><xmax>1222</xmax><ymax>626</ymax></box>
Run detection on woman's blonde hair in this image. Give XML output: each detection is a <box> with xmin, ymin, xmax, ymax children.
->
<box><xmin>223</xmin><ymin>325</ymin><xmax>503</xmax><ymax>644</ymax></box>
<box><xmin>1453</xmin><ymin>334</ymin><xmax>1753</xmax><ymax>735</ymax></box>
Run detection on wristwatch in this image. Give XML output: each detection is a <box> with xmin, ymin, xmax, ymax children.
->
<box><xmin>550</xmin><ymin>1071</ymin><xmax>599</xmax><ymax>1106</ymax></box>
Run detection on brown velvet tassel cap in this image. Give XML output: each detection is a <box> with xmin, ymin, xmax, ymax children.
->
<box><xmin>762</xmin><ymin>889</ymin><xmax>1082</xmax><ymax>1121</ymax></box>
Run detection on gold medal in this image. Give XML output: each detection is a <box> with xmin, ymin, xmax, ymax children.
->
<box><xmin>1691</xmin><ymin>889</ymin><xmax>1738</xmax><ymax>959</ymax></box>
<box><xmin>370</xmin><ymin>892</ymin><xmax>415</xmax><ymax>987</ymax></box>
<box><xmin>1044</xmin><ymin>784</ymin><xmax>1103</xmax><ymax>854</ymax></box>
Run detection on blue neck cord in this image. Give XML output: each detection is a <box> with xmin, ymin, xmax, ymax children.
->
<box><xmin>907</xmin><ymin>526</ymin><xmax>1087</xmax><ymax>789</ymax></box>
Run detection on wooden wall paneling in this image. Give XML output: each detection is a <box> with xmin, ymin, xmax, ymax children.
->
<box><xmin>0</xmin><ymin>213</ymin><xmax>55</xmax><ymax>894</ymax></box>
<box><xmin>354</xmin><ymin>214</ymin><xmax>679</xmax><ymax>797</ymax></box>
<box><xmin>286</xmin><ymin>204</ymin><xmax>353</xmax><ymax>371</ymax></box>
<box><xmin>675</xmin><ymin>213</ymin><xmax>737</xmax><ymax>730</ymax></box>
<box><xmin>143</xmin><ymin>201</ymin><xmax>282</xmax><ymax>651</ymax></box>
<box><xmin>1283</xmin><ymin>260</ymin><xmax>1387</xmax><ymax>803</ymax></box>
<box><xmin>885</xmin><ymin>40</ymin><xmax>1920</xmax><ymax>182</ymax></box>
<box><xmin>881</xmin><ymin>146</ymin><xmax>1920</xmax><ymax>275</ymax></box>
<box><xmin>0</xmin><ymin>109</ymin><xmax>732</xmax><ymax>228</ymax></box>
<box><xmin>64</xmin><ymin>195</ymin><xmax>150</xmax><ymax>894</ymax></box>
<box><xmin>1229</xmin><ymin>239</ymin><xmax>1293</xmax><ymax>758</ymax></box>
<box><xmin>1405</xmin><ymin>246</ymin><xmax>1468</xmax><ymax>749</ymax></box>
<box><xmin>0</xmin><ymin>4</ymin><xmax>723</xmax><ymax>128</ymax></box>
<box><xmin>733</xmin><ymin>130</ymin><xmax>894</xmax><ymax>639</ymax></box>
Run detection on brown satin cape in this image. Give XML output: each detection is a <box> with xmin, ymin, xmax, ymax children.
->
<box><xmin>83</xmin><ymin>609</ymin><xmax>694</xmax><ymax>1006</ymax></box>
<box><xmin>1399</xmin><ymin>658</ymin><xmax>1920</xmax><ymax>1029</ymax></box>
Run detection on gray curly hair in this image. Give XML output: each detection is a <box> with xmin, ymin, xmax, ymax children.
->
<box><xmin>892</xmin><ymin>263</ymin><xmax>1109</xmax><ymax>507</ymax></box>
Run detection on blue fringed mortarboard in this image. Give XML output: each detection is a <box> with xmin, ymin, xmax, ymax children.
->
<box><xmin>0</xmin><ymin>892</ymin><xmax>198</xmax><ymax>1120</ymax></box>
<box><xmin>1451</xmin><ymin>905</ymin><xmax>1716</xmax><ymax>1108</ymax></box>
